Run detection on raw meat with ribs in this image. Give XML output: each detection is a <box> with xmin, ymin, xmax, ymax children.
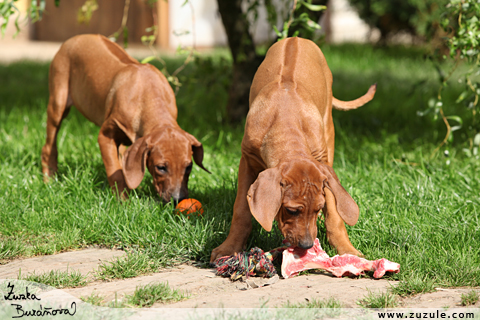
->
<box><xmin>281</xmin><ymin>238</ymin><xmax>400</xmax><ymax>279</ymax></box>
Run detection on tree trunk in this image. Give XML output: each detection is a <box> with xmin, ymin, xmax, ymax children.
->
<box><xmin>217</xmin><ymin>0</ymin><xmax>263</xmax><ymax>124</ymax></box>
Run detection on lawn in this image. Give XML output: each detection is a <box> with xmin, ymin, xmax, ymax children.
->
<box><xmin>0</xmin><ymin>43</ymin><xmax>479</xmax><ymax>298</ymax></box>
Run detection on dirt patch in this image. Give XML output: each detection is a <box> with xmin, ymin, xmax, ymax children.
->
<box><xmin>0</xmin><ymin>248</ymin><xmax>478</xmax><ymax>309</ymax></box>
<box><xmin>0</xmin><ymin>248</ymin><xmax>126</xmax><ymax>280</ymax></box>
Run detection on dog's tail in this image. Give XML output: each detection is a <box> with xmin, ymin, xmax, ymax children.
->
<box><xmin>332</xmin><ymin>84</ymin><xmax>376</xmax><ymax>111</ymax></box>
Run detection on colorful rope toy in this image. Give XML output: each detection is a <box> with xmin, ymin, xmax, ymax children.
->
<box><xmin>214</xmin><ymin>247</ymin><xmax>285</xmax><ymax>281</ymax></box>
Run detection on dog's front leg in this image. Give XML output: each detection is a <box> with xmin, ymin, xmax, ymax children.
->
<box><xmin>210</xmin><ymin>156</ymin><xmax>256</xmax><ymax>262</ymax></box>
<box><xmin>98</xmin><ymin>121</ymin><xmax>128</xmax><ymax>198</ymax></box>
<box><xmin>323</xmin><ymin>188</ymin><xmax>363</xmax><ymax>256</ymax></box>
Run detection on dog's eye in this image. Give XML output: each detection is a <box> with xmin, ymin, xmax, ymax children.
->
<box><xmin>285</xmin><ymin>208</ymin><xmax>299</xmax><ymax>216</ymax></box>
<box><xmin>155</xmin><ymin>165</ymin><xmax>167</xmax><ymax>173</ymax></box>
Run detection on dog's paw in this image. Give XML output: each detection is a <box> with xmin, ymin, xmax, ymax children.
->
<box><xmin>210</xmin><ymin>244</ymin><xmax>240</xmax><ymax>263</ymax></box>
<box><xmin>337</xmin><ymin>247</ymin><xmax>364</xmax><ymax>257</ymax></box>
<box><xmin>42</xmin><ymin>170</ymin><xmax>56</xmax><ymax>183</ymax></box>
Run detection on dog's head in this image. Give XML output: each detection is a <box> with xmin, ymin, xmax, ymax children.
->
<box><xmin>122</xmin><ymin>128</ymin><xmax>209</xmax><ymax>203</ymax></box>
<box><xmin>246</xmin><ymin>159</ymin><xmax>358</xmax><ymax>249</ymax></box>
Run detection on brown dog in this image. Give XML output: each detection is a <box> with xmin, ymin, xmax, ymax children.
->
<box><xmin>41</xmin><ymin>34</ymin><xmax>209</xmax><ymax>202</ymax></box>
<box><xmin>210</xmin><ymin>37</ymin><xmax>376</xmax><ymax>262</ymax></box>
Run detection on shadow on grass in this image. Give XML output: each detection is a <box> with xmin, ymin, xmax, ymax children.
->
<box><xmin>331</xmin><ymin>70</ymin><xmax>464</xmax><ymax>145</ymax></box>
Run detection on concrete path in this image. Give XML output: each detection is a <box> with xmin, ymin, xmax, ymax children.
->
<box><xmin>1</xmin><ymin>248</ymin><xmax>478</xmax><ymax>309</ymax></box>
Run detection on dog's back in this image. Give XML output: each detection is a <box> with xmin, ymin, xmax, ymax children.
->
<box><xmin>244</xmin><ymin>38</ymin><xmax>333</xmax><ymax>168</ymax></box>
<box><xmin>49</xmin><ymin>34</ymin><xmax>159</xmax><ymax>126</ymax></box>
<box><xmin>249</xmin><ymin>37</ymin><xmax>332</xmax><ymax>116</ymax></box>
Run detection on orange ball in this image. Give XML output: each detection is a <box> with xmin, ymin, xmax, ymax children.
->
<box><xmin>175</xmin><ymin>198</ymin><xmax>204</xmax><ymax>215</ymax></box>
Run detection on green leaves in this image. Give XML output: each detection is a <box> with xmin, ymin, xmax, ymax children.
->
<box><xmin>273</xmin><ymin>0</ymin><xmax>326</xmax><ymax>41</ymax></box>
<box><xmin>273</xmin><ymin>22</ymin><xmax>290</xmax><ymax>39</ymax></box>
<box><xmin>291</xmin><ymin>12</ymin><xmax>322</xmax><ymax>31</ymax></box>
<box><xmin>0</xmin><ymin>0</ymin><xmax>20</xmax><ymax>37</ymax></box>
<box><xmin>28</xmin><ymin>0</ymin><xmax>46</xmax><ymax>23</ymax></box>
<box><xmin>298</xmin><ymin>0</ymin><xmax>326</xmax><ymax>12</ymax></box>
<box><xmin>425</xmin><ymin>0</ymin><xmax>480</xmax><ymax>152</ymax></box>
<box><xmin>77</xmin><ymin>0</ymin><xmax>98</xmax><ymax>25</ymax></box>
<box><xmin>445</xmin><ymin>0</ymin><xmax>480</xmax><ymax>60</ymax></box>
<box><xmin>141</xmin><ymin>26</ymin><xmax>157</xmax><ymax>46</ymax></box>
<box><xmin>140</xmin><ymin>56</ymin><xmax>157</xmax><ymax>65</ymax></box>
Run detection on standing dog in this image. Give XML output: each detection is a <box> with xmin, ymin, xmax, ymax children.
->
<box><xmin>42</xmin><ymin>34</ymin><xmax>209</xmax><ymax>202</ymax></box>
<box><xmin>211</xmin><ymin>37</ymin><xmax>375</xmax><ymax>261</ymax></box>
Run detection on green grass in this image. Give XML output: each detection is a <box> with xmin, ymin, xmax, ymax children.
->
<box><xmin>123</xmin><ymin>282</ymin><xmax>187</xmax><ymax>307</ymax></box>
<box><xmin>18</xmin><ymin>269</ymin><xmax>88</xmax><ymax>289</ymax></box>
<box><xmin>80</xmin><ymin>282</ymin><xmax>186</xmax><ymax>308</ymax></box>
<box><xmin>80</xmin><ymin>291</ymin><xmax>105</xmax><ymax>306</ymax></box>
<box><xmin>0</xmin><ymin>43</ymin><xmax>479</xmax><ymax>296</ymax></box>
<box><xmin>0</xmin><ymin>237</ymin><xmax>25</xmax><ymax>261</ymax></box>
<box><xmin>95</xmin><ymin>251</ymin><xmax>162</xmax><ymax>281</ymax></box>
<box><xmin>390</xmin><ymin>274</ymin><xmax>436</xmax><ymax>296</ymax></box>
<box><xmin>460</xmin><ymin>290</ymin><xmax>479</xmax><ymax>306</ymax></box>
<box><xmin>284</xmin><ymin>297</ymin><xmax>343</xmax><ymax>308</ymax></box>
<box><xmin>358</xmin><ymin>290</ymin><xmax>399</xmax><ymax>308</ymax></box>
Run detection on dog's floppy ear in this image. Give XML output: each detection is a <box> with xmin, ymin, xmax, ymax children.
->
<box><xmin>185</xmin><ymin>132</ymin><xmax>210</xmax><ymax>174</ymax></box>
<box><xmin>247</xmin><ymin>167</ymin><xmax>283</xmax><ymax>232</ymax></box>
<box><xmin>319</xmin><ymin>164</ymin><xmax>359</xmax><ymax>226</ymax></box>
<box><xmin>122</xmin><ymin>136</ymin><xmax>150</xmax><ymax>189</ymax></box>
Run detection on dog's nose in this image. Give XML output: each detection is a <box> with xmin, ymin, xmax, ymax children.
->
<box><xmin>297</xmin><ymin>240</ymin><xmax>314</xmax><ymax>250</ymax></box>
